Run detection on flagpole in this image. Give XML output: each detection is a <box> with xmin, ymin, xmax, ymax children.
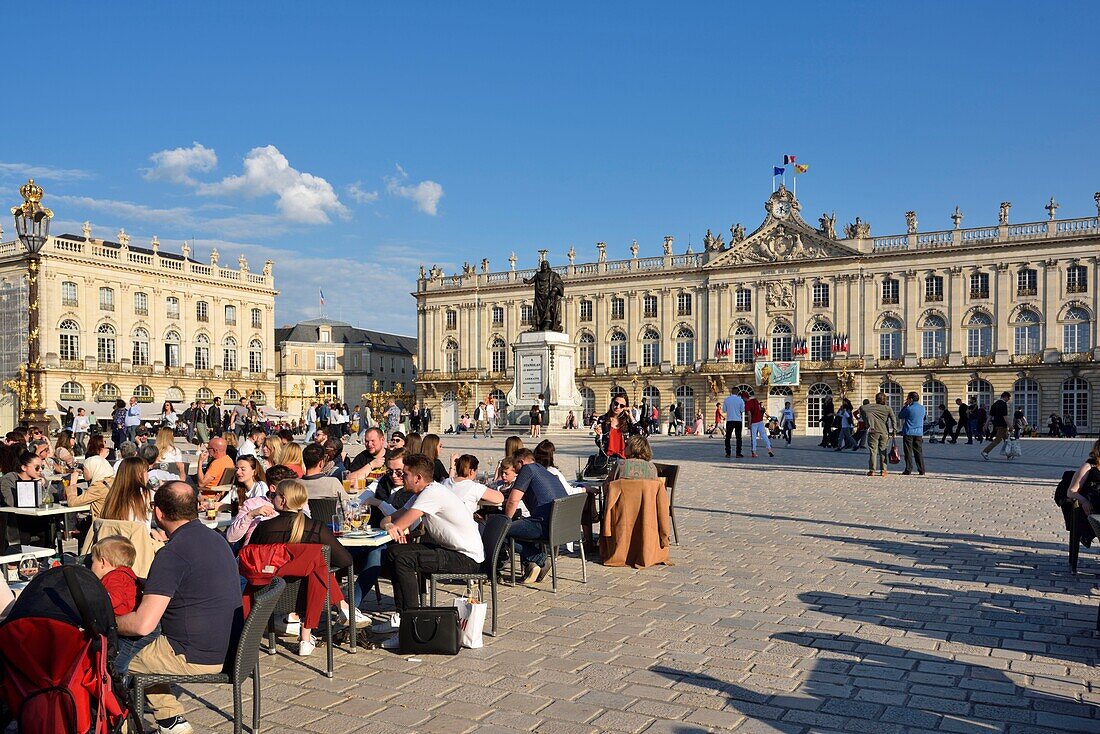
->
<box><xmin>793</xmin><ymin>174</ymin><xmax>797</xmax><ymax>199</ymax></box>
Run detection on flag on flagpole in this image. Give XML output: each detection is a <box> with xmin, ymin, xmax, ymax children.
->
<box><xmin>783</xmin><ymin>155</ymin><xmax>796</xmax><ymax>165</ymax></box>
<box><xmin>773</xmin><ymin>166</ymin><xmax>785</xmax><ymax>177</ymax></box>
<box><xmin>795</xmin><ymin>164</ymin><xmax>809</xmax><ymax>174</ymax></box>
<box><xmin>320</xmin><ymin>290</ymin><xmax>326</xmax><ymax>308</ymax></box>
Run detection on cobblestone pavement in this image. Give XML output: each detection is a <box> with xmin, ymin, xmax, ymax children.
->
<box><xmin>172</xmin><ymin>432</ymin><xmax>1099</xmax><ymax>733</ymax></box>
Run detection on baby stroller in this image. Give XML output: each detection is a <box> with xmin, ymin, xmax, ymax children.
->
<box><xmin>0</xmin><ymin>565</ymin><xmax>136</xmax><ymax>733</ymax></box>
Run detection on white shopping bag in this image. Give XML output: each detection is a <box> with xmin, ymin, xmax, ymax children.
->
<box><xmin>1005</xmin><ymin>438</ymin><xmax>1022</xmax><ymax>459</ymax></box>
<box><xmin>453</xmin><ymin>596</ymin><xmax>487</xmax><ymax>649</ymax></box>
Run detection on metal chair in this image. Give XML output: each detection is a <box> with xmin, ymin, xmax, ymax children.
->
<box><xmin>510</xmin><ymin>492</ymin><xmax>589</xmax><ymax>593</ymax></box>
<box><xmin>219</xmin><ymin>466</ymin><xmax>237</xmax><ymax>486</ymax></box>
<box><xmin>265</xmin><ymin>544</ymin><xmax>334</xmax><ymax>678</ymax></box>
<box><xmin>131</xmin><ymin>577</ymin><xmax>285</xmax><ymax>734</ymax></box>
<box><xmin>425</xmin><ymin>514</ymin><xmax>510</xmax><ymax>636</ymax></box>
<box><xmin>307</xmin><ymin>498</ymin><xmax>339</xmax><ymax>527</ymax></box>
<box><xmin>653</xmin><ymin>462</ymin><xmax>679</xmax><ymax>544</ymax></box>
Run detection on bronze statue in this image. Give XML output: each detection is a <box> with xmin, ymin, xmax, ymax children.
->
<box><xmin>523</xmin><ymin>260</ymin><xmax>565</xmax><ymax>332</ymax></box>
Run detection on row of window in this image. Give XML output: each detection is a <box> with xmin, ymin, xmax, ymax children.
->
<box><xmin>286</xmin><ymin>352</ymin><xmax>408</xmax><ymax>374</ymax></box>
<box><xmin>879</xmin><ymin>307</ymin><xmax>1091</xmax><ymax>359</ymax></box>
<box><xmin>885</xmin><ymin>266</ymin><xmax>1086</xmax><ymax>304</ymax></box>
<box><xmin>59</xmin><ymin>381</ymin><xmax>267</xmax><ymax>405</ymax></box>
<box><xmin>62</xmin><ymin>282</ymin><xmax>263</xmax><ymax>327</ymax></box>
<box><xmin>58</xmin><ymin>321</ymin><xmax>264</xmax><ymax>371</ymax></box>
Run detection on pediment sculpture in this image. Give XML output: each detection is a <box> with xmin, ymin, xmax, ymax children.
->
<box><xmin>765</xmin><ymin>281</ymin><xmax>795</xmax><ymax>310</ymax></box>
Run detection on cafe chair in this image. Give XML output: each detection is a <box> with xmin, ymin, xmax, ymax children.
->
<box><xmin>653</xmin><ymin>462</ymin><xmax>680</xmax><ymax>544</ymax></box>
<box><xmin>131</xmin><ymin>577</ymin><xmax>285</xmax><ymax>734</ymax></box>
<box><xmin>425</xmin><ymin>514</ymin><xmax>510</xmax><ymax>636</ymax></box>
<box><xmin>510</xmin><ymin>492</ymin><xmax>588</xmax><ymax>593</ymax></box>
<box><xmin>307</xmin><ymin>498</ymin><xmax>339</xmax><ymax>526</ymax></box>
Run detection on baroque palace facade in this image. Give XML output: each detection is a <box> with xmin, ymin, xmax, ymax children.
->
<box><xmin>0</xmin><ymin>222</ymin><xmax>277</xmax><ymax>427</ymax></box>
<box><xmin>415</xmin><ymin>186</ymin><xmax>1100</xmax><ymax>434</ymax></box>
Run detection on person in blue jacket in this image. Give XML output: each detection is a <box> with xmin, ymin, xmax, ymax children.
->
<box><xmin>897</xmin><ymin>391</ymin><xmax>927</xmax><ymax>475</ymax></box>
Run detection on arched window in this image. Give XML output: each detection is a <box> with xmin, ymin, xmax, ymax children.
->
<box><xmin>609</xmin><ymin>330</ymin><xmax>627</xmax><ymax>369</ymax></box>
<box><xmin>491</xmin><ymin>337</ymin><xmax>507</xmax><ymax>373</ymax></box>
<box><xmin>1063</xmin><ymin>377</ymin><xmax>1089</xmax><ymax>428</ymax></box>
<box><xmin>734</xmin><ymin>384</ymin><xmax>756</xmax><ymax>397</ymax></box>
<box><xmin>807</xmin><ymin>382</ymin><xmax>833</xmax><ymax>429</ymax></box>
<box><xmin>771</xmin><ymin>321</ymin><xmax>793</xmax><ymax>361</ymax></box>
<box><xmin>809</xmin><ymin>320</ymin><xmax>832</xmax><ymax>361</ymax></box>
<box><xmin>60</xmin><ymin>381</ymin><xmax>84</xmax><ymax>400</ymax></box>
<box><xmin>59</xmin><ymin>319</ymin><xmax>80</xmax><ymax>361</ymax></box>
<box><xmin>878</xmin><ymin>316</ymin><xmax>903</xmax><ymax>359</ymax></box>
<box><xmin>194</xmin><ymin>334</ymin><xmax>211</xmax><ymax>370</ymax></box>
<box><xmin>675</xmin><ymin>326</ymin><xmax>695</xmax><ymax>366</ymax></box>
<box><xmin>164</xmin><ymin>330</ymin><xmax>181</xmax><ymax>368</ymax></box>
<box><xmin>225</xmin><ymin>388</ymin><xmax>240</xmax><ymax>402</ymax></box>
<box><xmin>675</xmin><ymin>385</ymin><xmax>695</xmax><ymax>420</ymax></box>
<box><xmin>248</xmin><ymin>339</ymin><xmax>263</xmax><ymax>373</ymax></box>
<box><xmin>443</xmin><ymin>339</ymin><xmax>459</xmax><ymax>373</ymax></box>
<box><xmin>1063</xmin><ymin>307</ymin><xmax>1091</xmax><ymax>354</ymax></box>
<box><xmin>131</xmin><ymin>327</ymin><xmax>150</xmax><ymax>366</ymax></box>
<box><xmin>921</xmin><ymin>314</ymin><xmax>947</xmax><ymax>359</ymax></box>
<box><xmin>223</xmin><ymin>336</ymin><xmax>238</xmax><ymax>371</ymax></box>
<box><xmin>922</xmin><ymin>379</ymin><xmax>947</xmax><ymax>412</ymax></box>
<box><xmin>195</xmin><ymin>387</ymin><xmax>214</xmax><ymax>401</ymax></box>
<box><xmin>641</xmin><ymin>327</ymin><xmax>661</xmax><ymax>367</ymax></box>
<box><xmin>165</xmin><ymin>386</ymin><xmax>184</xmax><ymax>402</ymax></box>
<box><xmin>1013</xmin><ymin>308</ymin><xmax>1041</xmax><ymax>356</ymax></box>
<box><xmin>642</xmin><ymin>385</ymin><xmax>661</xmax><ymax>406</ymax></box>
<box><xmin>967</xmin><ymin>378</ymin><xmax>993</xmax><ymax>410</ymax></box>
<box><xmin>579</xmin><ymin>387</ymin><xmax>596</xmax><ymax>418</ymax></box>
<box><xmin>96</xmin><ymin>323</ymin><xmax>117</xmax><ymax>364</ymax></box>
<box><xmin>732</xmin><ymin>323</ymin><xmax>754</xmax><ymax>364</ymax></box>
<box><xmin>578</xmin><ymin>332</ymin><xmax>595</xmax><ymax>369</ymax></box>
<box><xmin>1014</xmin><ymin>377</ymin><xmax>1040</xmax><ymax>428</ymax></box>
<box><xmin>250</xmin><ymin>390</ymin><xmax>267</xmax><ymax>406</ymax></box>
<box><xmin>967</xmin><ymin>311</ymin><xmax>993</xmax><ymax>357</ymax></box>
<box><xmin>134</xmin><ymin>384</ymin><xmax>153</xmax><ymax>403</ymax></box>
<box><xmin>96</xmin><ymin>383</ymin><xmax>120</xmax><ymax>402</ymax></box>
<box><xmin>880</xmin><ymin>380</ymin><xmax>904</xmax><ymax>414</ymax></box>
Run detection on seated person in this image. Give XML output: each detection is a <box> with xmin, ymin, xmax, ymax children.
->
<box><xmin>141</xmin><ymin>444</ymin><xmax>177</xmax><ymax>488</ymax></box>
<box><xmin>91</xmin><ymin>535</ymin><xmax>157</xmax><ymax>675</ymax></box>
<box><xmin>66</xmin><ymin>435</ymin><xmax>114</xmax><ymax>517</ymax></box>
<box><xmin>227</xmin><ymin>465</ymin><xmax>294</xmax><ymax>545</ymax></box>
<box><xmin>247</xmin><ymin>479</ymin><xmax>365</xmax><ymax>653</ymax></box>
<box><xmin>504</xmin><ymin>449</ymin><xmax>568</xmax><ymax>584</ymax></box>
<box><xmin>117</xmin><ymin>482</ymin><xmax>242</xmax><ymax>734</ymax></box>
<box><xmin>237</xmin><ymin>427</ymin><xmax>267</xmax><ymax>459</ymax></box>
<box><xmin>322</xmin><ymin>438</ymin><xmax>346</xmax><ymax>478</ymax></box>
<box><xmin>299</xmin><ymin>443</ymin><xmax>344</xmax><ymax>501</ymax></box>
<box><xmin>444</xmin><ymin>454</ymin><xmax>504</xmax><ymax>513</ymax></box>
<box><xmin>212</xmin><ymin>455</ymin><xmax>268</xmax><ymax>511</ymax></box>
<box><xmin>375</xmin><ymin>454</ymin><xmax>483</xmax><ymax>645</ymax></box>
<box><xmin>346</xmin><ymin>427</ymin><xmax>389</xmax><ymax>486</ymax></box>
<box><xmin>195</xmin><ymin>437</ymin><xmax>234</xmax><ymax>493</ymax></box>
<box><xmin>610</xmin><ymin>435</ymin><xmax>658</xmax><ymax>481</ymax></box>
<box><xmin>113</xmin><ymin>440</ymin><xmax>139</xmax><ymax>472</ymax></box>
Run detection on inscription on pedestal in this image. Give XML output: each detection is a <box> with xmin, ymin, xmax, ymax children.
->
<box><xmin>519</xmin><ymin>354</ymin><xmax>544</xmax><ymax>400</ymax></box>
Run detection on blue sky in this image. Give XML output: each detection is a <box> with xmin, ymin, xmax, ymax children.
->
<box><xmin>1</xmin><ymin>1</ymin><xmax>1096</xmax><ymax>335</ymax></box>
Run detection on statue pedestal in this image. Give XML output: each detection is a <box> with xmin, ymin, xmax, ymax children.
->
<box><xmin>506</xmin><ymin>331</ymin><xmax>583</xmax><ymax>427</ymax></box>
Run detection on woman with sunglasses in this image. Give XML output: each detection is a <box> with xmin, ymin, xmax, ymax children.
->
<box><xmin>594</xmin><ymin>396</ymin><xmax>645</xmax><ymax>460</ymax></box>
<box><xmin>1</xmin><ymin>449</ymin><xmax>45</xmax><ymax>507</ymax></box>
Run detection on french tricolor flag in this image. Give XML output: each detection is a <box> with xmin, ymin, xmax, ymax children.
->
<box><xmin>783</xmin><ymin>154</ymin><xmax>796</xmax><ymax>165</ymax></box>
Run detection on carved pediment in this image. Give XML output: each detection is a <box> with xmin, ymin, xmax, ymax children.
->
<box><xmin>705</xmin><ymin>186</ymin><xmax>859</xmax><ymax>268</ymax></box>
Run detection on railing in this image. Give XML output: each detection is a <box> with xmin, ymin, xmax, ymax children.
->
<box><xmin>1017</xmin><ymin>288</ymin><xmax>1037</xmax><ymax>297</ymax></box>
<box><xmin>219</xmin><ymin>269</ymin><xmax>240</xmax><ymax>281</ymax></box>
<box><xmin>812</xmin><ymin>300</ymin><xmax>829</xmax><ymax>309</ymax></box>
<box><xmin>961</xmin><ymin>228</ymin><xmax>997</xmax><ymax>243</ymax></box>
<box><xmin>635</xmin><ymin>257</ymin><xmax>664</xmax><ymax>270</ymax></box>
<box><xmin>873</xmin><ymin>235</ymin><xmax>908</xmax><ymax>251</ymax></box>
<box><xmin>925</xmin><ymin>293</ymin><xmax>943</xmax><ymax>302</ymax></box>
<box><xmin>1010</xmin><ymin>353</ymin><xmax>1042</xmax><ymax>365</ymax></box>
<box><xmin>871</xmin><ymin>216</ymin><xmax>1098</xmax><ymax>253</ymax></box>
<box><xmin>1061</xmin><ymin>351</ymin><xmax>1092</xmax><ymax>363</ymax></box>
<box><xmin>486</xmin><ymin>272</ymin><xmax>510</xmax><ymax>283</ymax></box>
<box><xmin>127</xmin><ymin>252</ymin><xmax>153</xmax><ymax>266</ymax></box>
<box><xmin>969</xmin><ymin>290</ymin><xmax>990</xmax><ymax>300</ymax></box>
<box><xmin>1067</xmin><ymin>283</ymin><xmax>1088</xmax><ymax>294</ymax></box>
<box><xmin>875</xmin><ymin>359</ymin><xmax>904</xmax><ymax>369</ymax></box>
<box><xmin>62</xmin><ymin>298</ymin><xmax>79</xmax><ymax>307</ymax></box>
<box><xmin>964</xmin><ymin>355</ymin><xmax>995</xmax><ymax>367</ymax></box>
<box><xmin>195</xmin><ymin>369</ymin><xmax>214</xmax><ymax>377</ymax></box>
<box><xmin>916</xmin><ymin>231</ymin><xmax>952</xmax><ymax>247</ymax></box>
<box><xmin>59</xmin><ymin>360</ymin><xmax>84</xmax><ymax>370</ymax></box>
<box><xmin>919</xmin><ymin>357</ymin><xmax>948</xmax><ymax>368</ymax></box>
<box><xmin>881</xmin><ymin>296</ymin><xmax>899</xmax><ymax>305</ymax></box>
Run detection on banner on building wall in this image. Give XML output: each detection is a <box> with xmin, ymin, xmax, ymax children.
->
<box><xmin>754</xmin><ymin>361</ymin><xmax>800</xmax><ymax>387</ymax></box>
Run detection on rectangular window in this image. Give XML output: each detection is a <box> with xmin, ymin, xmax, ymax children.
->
<box><xmin>809</xmin><ymin>334</ymin><xmax>832</xmax><ymax>361</ymax></box>
<box><xmin>881</xmin><ymin>279</ymin><xmax>899</xmax><ymax>305</ymax></box>
<box><xmin>880</xmin><ymin>332</ymin><xmax>901</xmax><ymax>360</ymax></box>
<box><xmin>771</xmin><ymin>335</ymin><xmax>793</xmax><ymax>361</ymax></box>
<box><xmin>132</xmin><ymin>340</ymin><xmax>149</xmax><ymax>366</ymax></box>
<box><xmin>643</xmin><ymin>295</ymin><xmax>657</xmax><ymax>319</ymax></box>
<box><xmin>315</xmin><ymin>352</ymin><xmax>336</xmax><ymax>370</ymax></box>
<box><xmin>611</xmin><ymin>297</ymin><xmax>625</xmax><ymax>320</ymax></box>
<box><xmin>579</xmin><ymin>342</ymin><xmax>594</xmax><ymax>368</ymax></box>
<box><xmin>735</xmin><ymin>289</ymin><xmax>752</xmax><ymax>312</ymax></box>
<box><xmin>968</xmin><ymin>327</ymin><xmax>992</xmax><ymax>357</ymax></box>
<box><xmin>194</xmin><ymin>345</ymin><xmax>209</xmax><ymax>370</ymax></box>
<box><xmin>492</xmin><ymin>306</ymin><xmax>504</xmax><ymax>326</ymax></box>
<box><xmin>251</xmin><ymin>308</ymin><xmax>263</xmax><ymax>329</ymax></box>
<box><xmin>676</xmin><ymin>293</ymin><xmax>692</xmax><ymax>316</ymax></box>
<box><xmin>642</xmin><ymin>341</ymin><xmax>659</xmax><ymax>367</ymax></box>
<box><xmin>925</xmin><ymin>275</ymin><xmax>944</xmax><ymax>302</ymax></box>
<box><xmin>166</xmin><ymin>297</ymin><xmax>180</xmax><ymax>319</ymax></box>
<box><xmin>224</xmin><ymin>305</ymin><xmax>237</xmax><ymax>326</ymax></box>
<box><xmin>610</xmin><ymin>342</ymin><xmax>626</xmax><ymax>368</ymax></box>
<box><xmin>969</xmin><ymin>272</ymin><xmax>990</xmax><ymax>299</ymax></box>
<box><xmin>923</xmin><ymin>330</ymin><xmax>946</xmax><ymax>358</ymax></box>
<box><xmin>165</xmin><ymin>343</ymin><xmax>180</xmax><ymax>368</ymax></box>
<box><xmin>97</xmin><ymin>336</ymin><xmax>116</xmax><ymax>364</ymax></box>
<box><xmin>812</xmin><ymin>283</ymin><xmax>830</xmax><ymax>308</ymax></box>
<box><xmin>99</xmin><ymin>287</ymin><xmax>114</xmax><ymax>311</ymax></box>
<box><xmin>519</xmin><ymin>305</ymin><xmax>532</xmax><ymax>326</ymax></box>
<box><xmin>732</xmin><ymin>336</ymin><xmax>753</xmax><ymax>363</ymax></box>
<box><xmin>133</xmin><ymin>292</ymin><xmax>148</xmax><ymax>316</ymax></box>
<box><xmin>319</xmin><ymin>330</ymin><xmax>330</xmax><ymax>343</ymax></box>
<box><xmin>1017</xmin><ymin>269</ymin><xmax>1037</xmax><ymax>296</ymax></box>
<box><xmin>676</xmin><ymin>340</ymin><xmax>694</xmax><ymax>366</ymax></box>
<box><xmin>62</xmin><ymin>282</ymin><xmax>78</xmax><ymax>307</ymax></box>
<box><xmin>1067</xmin><ymin>265</ymin><xmax>1088</xmax><ymax>293</ymax></box>
<box><xmin>578</xmin><ymin>300</ymin><xmax>592</xmax><ymax>322</ymax></box>
<box><xmin>60</xmin><ymin>334</ymin><xmax>79</xmax><ymax>361</ymax></box>
<box><xmin>196</xmin><ymin>301</ymin><xmax>209</xmax><ymax>322</ymax></box>
<box><xmin>316</xmin><ymin>380</ymin><xmax>338</xmax><ymax>398</ymax></box>
<box><xmin>1014</xmin><ymin>325</ymin><xmax>1040</xmax><ymax>355</ymax></box>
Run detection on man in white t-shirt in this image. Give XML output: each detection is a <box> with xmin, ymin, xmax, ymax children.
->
<box><xmin>73</xmin><ymin>408</ymin><xmax>91</xmax><ymax>454</ymax></box>
<box><xmin>237</xmin><ymin>427</ymin><xmax>266</xmax><ymax>459</ymax></box>
<box><xmin>125</xmin><ymin>396</ymin><xmax>143</xmax><ymax>441</ymax></box>
<box><xmin>722</xmin><ymin>387</ymin><xmax>747</xmax><ymax>459</ymax></box>
<box><xmin>445</xmin><ymin>454</ymin><xmax>504</xmax><ymax>512</ymax></box>
<box><xmin>376</xmin><ymin>454</ymin><xmax>483</xmax><ymax>643</ymax></box>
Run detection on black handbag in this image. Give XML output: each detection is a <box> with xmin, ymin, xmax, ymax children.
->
<box><xmin>399</xmin><ymin>607</ymin><xmax>460</xmax><ymax>655</ymax></box>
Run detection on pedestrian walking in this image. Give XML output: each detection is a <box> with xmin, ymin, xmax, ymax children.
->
<box><xmin>931</xmin><ymin>403</ymin><xmax>955</xmax><ymax>443</ymax></box>
<box><xmin>952</xmin><ymin>398</ymin><xmax>971</xmax><ymax>444</ymax></box>
<box><xmin>744</xmin><ymin>391</ymin><xmax>773</xmax><ymax>458</ymax></box>
<box><xmin>722</xmin><ymin>387</ymin><xmax>746</xmax><ymax>458</ymax></box>
<box><xmin>834</xmin><ymin>399</ymin><xmax>856</xmax><ymax>450</ymax></box>
<box><xmin>779</xmin><ymin>402</ymin><xmax>795</xmax><ymax>445</ymax></box>
<box><xmin>898</xmin><ymin>391</ymin><xmax>926</xmax><ymax>475</ymax></box>
<box><xmin>981</xmin><ymin>392</ymin><xmax>1011</xmax><ymax>460</ymax></box>
<box><xmin>859</xmin><ymin>392</ymin><xmax>897</xmax><ymax>476</ymax></box>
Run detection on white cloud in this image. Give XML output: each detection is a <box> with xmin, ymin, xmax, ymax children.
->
<box><xmin>51</xmin><ymin>195</ymin><xmax>195</xmax><ymax>228</ymax></box>
<box><xmin>386</xmin><ymin>164</ymin><xmax>444</xmax><ymax>216</ymax></box>
<box><xmin>0</xmin><ymin>162</ymin><xmax>92</xmax><ymax>181</ymax></box>
<box><xmin>144</xmin><ymin>142</ymin><xmax>218</xmax><ymax>185</ymax></box>
<box><xmin>198</xmin><ymin>145</ymin><xmax>349</xmax><ymax>224</ymax></box>
<box><xmin>346</xmin><ymin>182</ymin><xmax>380</xmax><ymax>205</ymax></box>
<box><xmin>50</xmin><ymin>195</ymin><xmax>288</xmax><ymax>240</ymax></box>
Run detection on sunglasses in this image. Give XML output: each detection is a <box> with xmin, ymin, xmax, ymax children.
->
<box><xmin>389</xmin><ymin>468</ymin><xmax>405</xmax><ymax>477</ymax></box>
<box><xmin>613</xmin><ymin>402</ymin><xmax>627</xmax><ymax>409</ymax></box>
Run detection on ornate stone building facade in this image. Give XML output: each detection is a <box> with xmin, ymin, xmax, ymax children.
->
<box><xmin>416</xmin><ymin>187</ymin><xmax>1100</xmax><ymax>434</ymax></box>
<box><xmin>0</xmin><ymin>224</ymin><xmax>277</xmax><ymax>428</ymax></box>
<box><xmin>275</xmin><ymin>318</ymin><xmax>416</xmax><ymax>419</ymax></box>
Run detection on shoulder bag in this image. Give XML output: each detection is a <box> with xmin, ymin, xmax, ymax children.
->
<box><xmin>399</xmin><ymin>607</ymin><xmax>461</xmax><ymax>655</ymax></box>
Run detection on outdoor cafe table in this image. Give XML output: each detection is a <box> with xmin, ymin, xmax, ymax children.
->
<box><xmin>201</xmin><ymin>512</ymin><xmax>233</xmax><ymax>530</ymax></box>
<box><xmin>335</xmin><ymin>530</ymin><xmax>391</xmax><ymax>653</ymax></box>
<box><xmin>0</xmin><ymin>503</ymin><xmax>91</xmax><ymax>556</ymax></box>
<box><xmin>0</xmin><ymin>544</ymin><xmax>54</xmax><ymax>566</ymax></box>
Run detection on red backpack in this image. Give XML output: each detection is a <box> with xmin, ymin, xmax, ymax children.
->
<box><xmin>0</xmin><ymin>565</ymin><xmax>133</xmax><ymax>733</ymax></box>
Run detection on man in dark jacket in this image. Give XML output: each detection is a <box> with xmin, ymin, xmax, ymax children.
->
<box><xmin>951</xmin><ymin>398</ymin><xmax>970</xmax><ymax>444</ymax></box>
<box><xmin>206</xmin><ymin>397</ymin><xmax>223</xmax><ymax>436</ymax></box>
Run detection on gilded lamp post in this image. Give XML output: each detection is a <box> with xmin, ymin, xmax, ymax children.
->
<box><xmin>8</xmin><ymin>180</ymin><xmax>51</xmax><ymax>430</ymax></box>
